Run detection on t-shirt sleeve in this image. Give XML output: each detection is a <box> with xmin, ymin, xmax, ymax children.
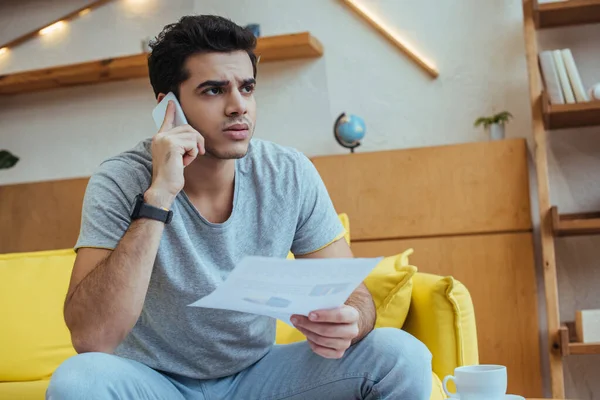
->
<box><xmin>75</xmin><ymin>160</ymin><xmax>143</xmax><ymax>252</ymax></box>
<box><xmin>291</xmin><ymin>152</ymin><xmax>345</xmax><ymax>256</ymax></box>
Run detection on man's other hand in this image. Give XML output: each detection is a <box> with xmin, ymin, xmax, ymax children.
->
<box><xmin>291</xmin><ymin>305</ymin><xmax>360</xmax><ymax>359</ymax></box>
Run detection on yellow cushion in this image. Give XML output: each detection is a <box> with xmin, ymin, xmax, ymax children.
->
<box><xmin>0</xmin><ymin>249</ymin><xmax>77</xmax><ymax>381</ymax></box>
<box><xmin>276</xmin><ymin>248</ymin><xmax>416</xmax><ymax>344</ymax></box>
<box><xmin>364</xmin><ymin>249</ymin><xmax>416</xmax><ymax>329</ymax></box>
<box><xmin>0</xmin><ymin>379</ymin><xmax>49</xmax><ymax>400</ymax></box>
<box><xmin>402</xmin><ymin>272</ymin><xmax>479</xmax><ymax>383</ymax></box>
<box><xmin>275</xmin><ymin>320</ymin><xmax>309</xmax><ymax>344</ymax></box>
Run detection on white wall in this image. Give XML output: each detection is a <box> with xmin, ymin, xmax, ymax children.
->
<box><xmin>0</xmin><ymin>0</ymin><xmax>194</xmax><ymax>184</ymax></box>
<box><xmin>1</xmin><ymin>0</ymin><xmax>537</xmax><ymax>186</ymax></box>
<box><xmin>0</xmin><ymin>1</ymin><xmax>599</xmax><ymax>397</ymax></box>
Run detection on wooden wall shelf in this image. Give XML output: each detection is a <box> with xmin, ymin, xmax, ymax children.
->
<box><xmin>0</xmin><ymin>54</ymin><xmax>147</xmax><ymax>95</ymax></box>
<box><xmin>551</xmin><ymin>206</ymin><xmax>600</xmax><ymax>237</ymax></box>
<box><xmin>255</xmin><ymin>31</ymin><xmax>323</xmax><ymax>62</ymax></box>
<box><xmin>0</xmin><ymin>32</ymin><xmax>323</xmax><ymax>95</ymax></box>
<box><xmin>542</xmin><ymin>92</ymin><xmax>600</xmax><ymax>130</ymax></box>
<box><xmin>535</xmin><ymin>0</ymin><xmax>600</xmax><ymax>29</ymax></box>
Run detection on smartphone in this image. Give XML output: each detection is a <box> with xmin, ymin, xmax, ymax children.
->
<box><xmin>152</xmin><ymin>92</ymin><xmax>188</xmax><ymax>130</ymax></box>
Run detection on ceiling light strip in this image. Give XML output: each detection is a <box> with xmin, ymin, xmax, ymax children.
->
<box><xmin>341</xmin><ymin>0</ymin><xmax>439</xmax><ymax>78</ymax></box>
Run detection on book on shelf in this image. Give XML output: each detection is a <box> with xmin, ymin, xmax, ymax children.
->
<box><xmin>576</xmin><ymin>309</ymin><xmax>600</xmax><ymax>344</ymax></box>
<box><xmin>552</xmin><ymin>50</ymin><xmax>576</xmax><ymax>104</ymax></box>
<box><xmin>539</xmin><ymin>50</ymin><xmax>565</xmax><ymax>104</ymax></box>
<box><xmin>561</xmin><ymin>49</ymin><xmax>589</xmax><ymax>103</ymax></box>
<box><xmin>539</xmin><ymin>48</ymin><xmax>590</xmax><ymax>105</ymax></box>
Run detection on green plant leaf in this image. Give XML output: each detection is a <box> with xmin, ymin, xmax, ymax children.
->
<box><xmin>0</xmin><ymin>150</ymin><xmax>19</xmax><ymax>169</ymax></box>
<box><xmin>474</xmin><ymin>117</ymin><xmax>493</xmax><ymax>128</ymax></box>
<box><xmin>493</xmin><ymin>111</ymin><xmax>513</xmax><ymax>124</ymax></box>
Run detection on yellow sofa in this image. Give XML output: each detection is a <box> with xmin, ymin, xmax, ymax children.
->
<box><xmin>0</xmin><ymin>244</ymin><xmax>478</xmax><ymax>399</ymax></box>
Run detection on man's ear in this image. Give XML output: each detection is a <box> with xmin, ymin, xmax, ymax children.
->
<box><xmin>157</xmin><ymin>93</ymin><xmax>167</xmax><ymax>103</ymax></box>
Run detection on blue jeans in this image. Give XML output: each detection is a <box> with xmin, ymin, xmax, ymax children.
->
<box><xmin>47</xmin><ymin>328</ymin><xmax>432</xmax><ymax>400</ymax></box>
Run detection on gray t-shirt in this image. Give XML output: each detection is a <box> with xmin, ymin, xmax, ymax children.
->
<box><xmin>75</xmin><ymin>138</ymin><xmax>344</xmax><ymax>379</ymax></box>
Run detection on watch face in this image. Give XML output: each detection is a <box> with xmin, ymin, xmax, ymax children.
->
<box><xmin>131</xmin><ymin>194</ymin><xmax>144</xmax><ymax>219</ymax></box>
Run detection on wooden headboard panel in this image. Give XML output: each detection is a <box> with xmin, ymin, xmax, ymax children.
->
<box><xmin>313</xmin><ymin>139</ymin><xmax>532</xmax><ymax>240</ymax></box>
<box><xmin>312</xmin><ymin>139</ymin><xmax>542</xmax><ymax>398</ymax></box>
<box><xmin>0</xmin><ymin>139</ymin><xmax>542</xmax><ymax>396</ymax></box>
<box><xmin>0</xmin><ymin>177</ymin><xmax>89</xmax><ymax>253</ymax></box>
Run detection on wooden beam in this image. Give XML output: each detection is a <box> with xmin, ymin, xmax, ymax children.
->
<box><xmin>0</xmin><ymin>0</ymin><xmax>115</xmax><ymax>51</ymax></box>
<box><xmin>559</xmin><ymin>325</ymin><xmax>570</xmax><ymax>356</ymax></box>
<box><xmin>521</xmin><ymin>0</ymin><xmax>564</xmax><ymax>397</ymax></box>
<box><xmin>340</xmin><ymin>0</ymin><xmax>439</xmax><ymax>79</ymax></box>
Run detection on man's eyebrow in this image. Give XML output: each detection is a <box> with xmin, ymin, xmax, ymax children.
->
<box><xmin>195</xmin><ymin>78</ymin><xmax>256</xmax><ymax>90</ymax></box>
<box><xmin>196</xmin><ymin>80</ymin><xmax>229</xmax><ymax>90</ymax></box>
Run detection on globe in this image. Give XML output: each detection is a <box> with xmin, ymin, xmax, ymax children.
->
<box><xmin>334</xmin><ymin>113</ymin><xmax>366</xmax><ymax>153</ymax></box>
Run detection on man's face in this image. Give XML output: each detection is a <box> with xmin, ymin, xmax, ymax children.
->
<box><xmin>174</xmin><ymin>50</ymin><xmax>256</xmax><ymax>159</ymax></box>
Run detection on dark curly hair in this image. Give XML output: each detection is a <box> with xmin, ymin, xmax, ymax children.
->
<box><xmin>147</xmin><ymin>15</ymin><xmax>258</xmax><ymax>98</ymax></box>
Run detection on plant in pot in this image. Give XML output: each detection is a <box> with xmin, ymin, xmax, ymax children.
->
<box><xmin>0</xmin><ymin>150</ymin><xmax>19</xmax><ymax>169</ymax></box>
<box><xmin>474</xmin><ymin>111</ymin><xmax>513</xmax><ymax>141</ymax></box>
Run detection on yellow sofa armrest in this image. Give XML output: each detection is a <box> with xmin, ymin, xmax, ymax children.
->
<box><xmin>0</xmin><ymin>249</ymin><xmax>77</xmax><ymax>382</ymax></box>
<box><xmin>402</xmin><ymin>272</ymin><xmax>479</xmax><ymax>383</ymax></box>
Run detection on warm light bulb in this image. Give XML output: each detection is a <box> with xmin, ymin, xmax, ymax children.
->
<box><xmin>79</xmin><ymin>8</ymin><xmax>91</xmax><ymax>17</ymax></box>
<box><xmin>39</xmin><ymin>21</ymin><xmax>66</xmax><ymax>36</ymax></box>
<box><xmin>125</xmin><ymin>0</ymin><xmax>150</xmax><ymax>7</ymax></box>
<box><xmin>123</xmin><ymin>0</ymin><xmax>157</xmax><ymax>15</ymax></box>
<box><xmin>0</xmin><ymin>47</ymin><xmax>7</xmax><ymax>56</ymax></box>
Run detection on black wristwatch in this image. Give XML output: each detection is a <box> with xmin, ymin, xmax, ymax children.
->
<box><xmin>131</xmin><ymin>193</ymin><xmax>173</xmax><ymax>224</ymax></box>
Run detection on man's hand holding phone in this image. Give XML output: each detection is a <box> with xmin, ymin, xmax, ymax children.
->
<box><xmin>145</xmin><ymin>100</ymin><xmax>205</xmax><ymax>209</ymax></box>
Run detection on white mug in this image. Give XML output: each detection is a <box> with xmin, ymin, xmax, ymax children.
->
<box><xmin>442</xmin><ymin>365</ymin><xmax>507</xmax><ymax>400</ymax></box>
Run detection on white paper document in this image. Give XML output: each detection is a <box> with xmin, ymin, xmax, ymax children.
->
<box><xmin>188</xmin><ymin>256</ymin><xmax>382</xmax><ymax>325</ymax></box>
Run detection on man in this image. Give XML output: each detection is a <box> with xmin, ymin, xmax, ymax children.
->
<box><xmin>47</xmin><ymin>15</ymin><xmax>432</xmax><ymax>400</ymax></box>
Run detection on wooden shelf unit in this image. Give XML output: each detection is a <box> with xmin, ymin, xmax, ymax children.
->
<box><xmin>535</xmin><ymin>0</ymin><xmax>600</xmax><ymax>29</ymax></box>
<box><xmin>542</xmin><ymin>92</ymin><xmax>600</xmax><ymax>130</ymax></box>
<box><xmin>523</xmin><ymin>0</ymin><xmax>600</xmax><ymax>397</ymax></box>
<box><xmin>0</xmin><ymin>32</ymin><xmax>323</xmax><ymax>95</ymax></box>
<box><xmin>551</xmin><ymin>206</ymin><xmax>600</xmax><ymax>236</ymax></box>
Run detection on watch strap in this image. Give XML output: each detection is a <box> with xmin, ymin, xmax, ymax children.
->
<box><xmin>131</xmin><ymin>194</ymin><xmax>173</xmax><ymax>224</ymax></box>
